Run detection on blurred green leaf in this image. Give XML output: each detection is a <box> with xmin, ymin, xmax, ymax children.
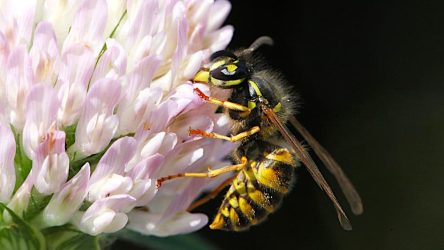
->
<box><xmin>43</xmin><ymin>226</ymin><xmax>99</xmax><ymax>250</ymax></box>
<box><xmin>0</xmin><ymin>203</ymin><xmax>45</xmax><ymax>250</ymax></box>
<box><xmin>12</xmin><ymin>130</ymin><xmax>32</xmax><ymax>190</ymax></box>
<box><xmin>64</xmin><ymin>124</ymin><xmax>77</xmax><ymax>149</ymax></box>
<box><xmin>24</xmin><ymin>189</ymin><xmax>52</xmax><ymax>221</ymax></box>
<box><xmin>115</xmin><ymin>229</ymin><xmax>220</xmax><ymax>250</ymax></box>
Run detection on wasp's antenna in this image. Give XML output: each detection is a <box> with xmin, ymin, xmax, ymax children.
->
<box><xmin>243</xmin><ymin>36</ymin><xmax>274</xmax><ymax>55</ymax></box>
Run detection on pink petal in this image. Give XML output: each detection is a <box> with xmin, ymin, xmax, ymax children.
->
<box><xmin>57</xmin><ymin>44</ymin><xmax>94</xmax><ymax>126</ymax></box>
<box><xmin>22</xmin><ymin>84</ymin><xmax>59</xmax><ymax>159</ymax></box>
<box><xmin>130</xmin><ymin>179</ymin><xmax>157</xmax><ymax>207</ymax></box>
<box><xmin>206</xmin><ymin>0</ymin><xmax>231</xmax><ymax>32</ymax></box>
<box><xmin>88</xmin><ymin>174</ymin><xmax>133</xmax><ymax>202</ymax></box>
<box><xmin>116</xmin><ymin>54</ymin><xmax>161</xmax><ymax>135</ymax></box>
<box><xmin>34</xmin><ymin>130</ymin><xmax>69</xmax><ymax>194</ymax></box>
<box><xmin>181</xmin><ymin>50</ymin><xmax>206</xmax><ymax>80</ymax></box>
<box><xmin>73</xmin><ymin>78</ymin><xmax>121</xmax><ymax>156</ymax></box>
<box><xmin>29</xmin><ymin>21</ymin><xmax>60</xmax><ymax>84</ymax></box>
<box><xmin>5</xmin><ymin>46</ymin><xmax>34</xmax><ymax>129</ymax></box>
<box><xmin>2</xmin><ymin>0</ymin><xmax>37</xmax><ymax>45</ymax></box>
<box><xmin>167</xmin><ymin>111</ymin><xmax>214</xmax><ymax>141</ymax></box>
<box><xmin>63</xmin><ymin>0</ymin><xmax>108</xmax><ymax>52</ymax></box>
<box><xmin>78</xmin><ymin>194</ymin><xmax>136</xmax><ymax>235</ymax></box>
<box><xmin>189</xmin><ymin>0</ymin><xmax>212</xmax><ymax>26</ymax></box>
<box><xmin>126</xmin><ymin>153</ymin><xmax>165</xmax><ymax>179</ymax></box>
<box><xmin>208</xmin><ymin>25</ymin><xmax>233</xmax><ymax>53</ymax></box>
<box><xmin>127</xmin><ymin>210</ymin><xmax>208</xmax><ymax>237</ymax></box>
<box><xmin>140</xmin><ymin>132</ymin><xmax>177</xmax><ymax>158</ymax></box>
<box><xmin>91</xmin><ymin>39</ymin><xmax>127</xmax><ymax>83</ymax></box>
<box><xmin>169</xmin><ymin>4</ymin><xmax>188</xmax><ymax>89</ymax></box>
<box><xmin>117</xmin><ymin>0</ymin><xmax>159</xmax><ymax>49</ymax></box>
<box><xmin>0</xmin><ymin>122</ymin><xmax>16</xmax><ymax>202</ymax></box>
<box><xmin>42</xmin><ymin>0</ymin><xmax>82</xmax><ymax>44</ymax></box>
<box><xmin>89</xmin><ymin>137</ymin><xmax>137</xmax><ymax>184</ymax></box>
<box><xmin>43</xmin><ymin>163</ymin><xmax>90</xmax><ymax>226</ymax></box>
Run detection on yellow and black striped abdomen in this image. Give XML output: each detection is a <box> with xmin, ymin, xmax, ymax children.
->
<box><xmin>210</xmin><ymin>148</ymin><xmax>297</xmax><ymax>231</ymax></box>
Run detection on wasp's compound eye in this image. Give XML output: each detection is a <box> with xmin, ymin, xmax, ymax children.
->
<box><xmin>211</xmin><ymin>63</ymin><xmax>249</xmax><ymax>82</ymax></box>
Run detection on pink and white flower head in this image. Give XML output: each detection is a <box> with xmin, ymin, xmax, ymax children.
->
<box><xmin>0</xmin><ymin>0</ymin><xmax>234</xmax><ymax>238</ymax></box>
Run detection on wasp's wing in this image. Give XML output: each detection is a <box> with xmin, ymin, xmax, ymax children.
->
<box><xmin>289</xmin><ymin>117</ymin><xmax>363</xmax><ymax>215</ymax></box>
<box><xmin>262</xmin><ymin>106</ymin><xmax>352</xmax><ymax>230</ymax></box>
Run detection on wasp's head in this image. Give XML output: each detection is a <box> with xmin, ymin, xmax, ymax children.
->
<box><xmin>194</xmin><ymin>50</ymin><xmax>250</xmax><ymax>88</ymax></box>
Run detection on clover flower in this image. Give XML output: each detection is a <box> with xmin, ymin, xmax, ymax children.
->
<box><xmin>0</xmin><ymin>0</ymin><xmax>234</xmax><ymax>245</ymax></box>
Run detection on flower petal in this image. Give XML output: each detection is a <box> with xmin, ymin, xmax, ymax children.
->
<box><xmin>73</xmin><ymin>78</ymin><xmax>121</xmax><ymax>156</ymax></box>
<box><xmin>62</xmin><ymin>0</ymin><xmax>108</xmax><ymax>53</ymax></box>
<box><xmin>5</xmin><ymin>46</ymin><xmax>34</xmax><ymax>129</ymax></box>
<box><xmin>57</xmin><ymin>44</ymin><xmax>94</xmax><ymax>126</ymax></box>
<box><xmin>0</xmin><ymin>122</ymin><xmax>16</xmax><ymax>202</ymax></box>
<box><xmin>42</xmin><ymin>163</ymin><xmax>90</xmax><ymax>227</ymax></box>
<box><xmin>89</xmin><ymin>137</ymin><xmax>137</xmax><ymax>187</ymax></box>
<box><xmin>91</xmin><ymin>39</ymin><xmax>127</xmax><ymax>83</ymax></box>
<box><xmin>29</xmin><ymin>21</ymin><xmax>60</xmax><ymax>84</ymax></box>
<box><xmin>206</xmin><ymin>0</ymin><xmax>231</xmax><ymax>32</ymax></box>
<box><xmin>33</xmin><ymin>130</ymin><xmax>69</xmax><ymax>194</ymax></box>
<box><xmin>42</xmin><ymin>0</ymin><xmax>82</xmax><ymax>45</ymax></box>
<box><xmin>127</xmin><ymin>211</ymin><xmax>208</xmax><ymax>237</ymax></box>
<box><xmin>76</xmin><ymin>194</ymin><xmax>136</xmax><ymax>235</ymax></box>
<box><xmin>22</xmin><ymin>84</ymin><xmax>59</xmax><ymax>159</ymax></box>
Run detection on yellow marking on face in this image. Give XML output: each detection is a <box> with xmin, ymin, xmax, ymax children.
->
<box><xmin>209</xmin><ymin>77</ymin><xmax>245</xmax><ymax>86</ymax></box>
<box><xmin>272</xmin><ymin>102</ymin><xmax>282</xmax><ymax>113</ymax></box>
<box><xmin>239</xmin><ymin>197</ymin><xmax>254</xmax><ymax>221</ymax></box>
<box><xmin>209</xmin><ymin>59</ymin><xmax>227</xmax><ymax>71</ymax></box>
<box><xmin>193</xmin><ymin>69</ymin><xmax>210</xmax><ymax>83</ymax></box>
<box><xmin>210</xmin><ymin>214</ymin><xmax>224</xmax><ymax>229</ymax></box>
<box><xmin>248</xmin><ymin>101</ymin><xmax>256</xmax><ymax>110</ymax></box>
<box><xmin>248</xmin><ymin>80</ymin><xmax>263</xmax><ymax>96</ymax></box>
<box><xmin>265</xmin><ymin>149</ymin><xmax>295</xmax><ymax>166</ymax></box>
<box><xmin>248</xmin><ymin>189</ymin><xmax>273</xmax><ymax>212</ymax></box>
<box><xmin>226</xmin><ymin>64</ymin><xmax>238</xmax><ymax>73</ymax></box>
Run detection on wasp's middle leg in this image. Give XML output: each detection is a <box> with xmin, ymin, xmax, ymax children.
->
<box><xmin>156</xmin><ymin>157</ymin><xmax>248</xmax><ymax>188</ymax></box>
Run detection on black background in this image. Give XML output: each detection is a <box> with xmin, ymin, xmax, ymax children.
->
<box><xmin>199</xmin><ymin>1</ymin><xmax>444</xmax><ymax>250</ymax></box>
<box><xmin>116</xmin><ymin>1</ymin><xmax>444</xmax><ymax>249</ymax></box>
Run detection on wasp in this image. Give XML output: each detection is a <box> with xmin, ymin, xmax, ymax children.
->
<box><xmin>156</xmin><ymin>37</ymin><xmax>363</xmax><ymax>231</ymax></box>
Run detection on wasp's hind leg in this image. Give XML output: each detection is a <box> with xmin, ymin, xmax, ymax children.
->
<box><xmin>156</xmin><ymin>157</ymin><xmax>248</xmax><ymax>188</ymax></box>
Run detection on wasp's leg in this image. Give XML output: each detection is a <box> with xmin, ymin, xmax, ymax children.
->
<box><xmin>189</xmin><ymin>126</ymin><xmax>260</xmax><ymax>142</ymax></box>
<box><xmin>156</xmin><ymin>157</ymin><xmax>248</xmax><ymax>188</ymax></box>
<box><xmin>194</xmin><ymin>88</ymin><xmax>251</xmax><ymax>114</ymax></box>
<box><xmin>187</xmin><ymin>175</ymin><xmax>237</xmax><ymax>211</ymax></box>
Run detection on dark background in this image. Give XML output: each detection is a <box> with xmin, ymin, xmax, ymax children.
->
<box><xmin>199</xmin><ymin>1</ymin><xmax>444</xmax><ymax>250</ymax></box>
<box><xmin>116</xmin><ymin>1</ymin><xmax>444</xmax><ymax>249</ymax></box>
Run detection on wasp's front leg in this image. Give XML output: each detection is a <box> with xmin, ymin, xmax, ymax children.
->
<box><xmin>193</xmin><ymin>88</ymin><xmax>251</xmax><ymax>115</ymax></box>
